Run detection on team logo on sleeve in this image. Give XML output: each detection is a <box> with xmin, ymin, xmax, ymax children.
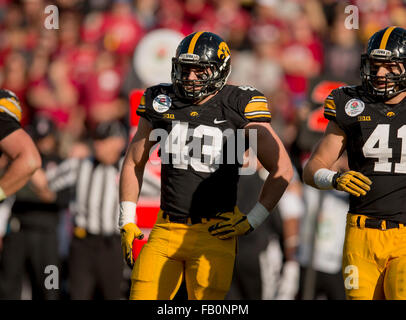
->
<box><xmin>153</xmin><ymin>94</ymin><xmax>172</xmax><ymax>113</ymax></box>
<box><xmin>345</xmin><ymin>99</ymin><xmax>365</xmax><ymax>117</ymax></box>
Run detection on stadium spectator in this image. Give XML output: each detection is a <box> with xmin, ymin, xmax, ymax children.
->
<box><xmin>281</xmin><ymin>10</ymin><xmax>323</xmax><ymax>109</ymax></box>
<box><xmin>133</xmin><ymin>0</ymin><xmax>159</xmax><ymax>30</ymax></box>
<box><xmin>229</xmin><ymin>27</ymin><xmax>283</xmax><ymax>97</ymax></box>
<box><xmin>1</xmin><ymin>51</ymin><xmax>31</xmax><ymax>126</ymax></box>
<box><xmin>102</xmin><ymin>0</ymin><xmax>144</xmax><ymax>58</ymax></box>
<box><xmin>322</xmin><ymin>4</ymin><xmax>363</xmax><ymax>84</ymax></box>
<box><xmin>155</xmin><ymin>0</ymin><xmax>193</xmax><ymax>35</ymax></box>
<box><xmin>83</xmin><ymin>50</ymin><xmax>126</xmax><ymax>128</ymax></box>
<box><xmin>209</xmin><ymin>0</ymin><xmax>252</xmax><ymax>50</ymax></box>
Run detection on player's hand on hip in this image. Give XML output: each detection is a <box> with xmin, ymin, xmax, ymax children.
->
<box><xmin>208</xmin><ymin>206</ymin><xmax>254</xmax><ymax>240</ymax></box>
<box><xmin>120</xmin><ymin>223</ymin><xmax>144</xmax><ymax>269</ymax></box>
<box><xmin>333</xmin><ymin>170</ymin><xmax>372</xmax><ymax>197</ymax></box>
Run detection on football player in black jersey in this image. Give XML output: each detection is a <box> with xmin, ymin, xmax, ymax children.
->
<box><xmin>119</xmin><ymin>31</ymin><xmax>293</xmax><ymax>300</ymax></box>
<box><xmin>303</xmin><ymin>26</ymin><xmax>406</xmax><ymax>300</ymax></box>
<box><xmin>0</xmin><ymin>89</ymin><xmax>41</xmax><ymax>204</ymax></box>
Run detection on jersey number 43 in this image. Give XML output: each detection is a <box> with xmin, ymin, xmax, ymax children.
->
<box><xmin>157</xmin><ymin>121</ymin><xmax>223</xmax><ymax>173</ymax></box>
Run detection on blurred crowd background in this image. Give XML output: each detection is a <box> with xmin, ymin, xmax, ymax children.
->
<box><xmin>0</xmin><ymin>0</ymin><xmax>405</xmax><ymax>300</ymax></box>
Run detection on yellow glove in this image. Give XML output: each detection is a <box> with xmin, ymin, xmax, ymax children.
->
<box><xmin>120</xmin><ymin>223</ymin><xmax>144</xmax><ymax>269</ymax></box>
<box><xmin>0</xmin><ymin>186</ymin><xmax>6</xmax><ymax>202</ymax></box>
<box><xmin>208</xmin><ymin>206</ymin><xmax>254</xmax><ymax>240</ymax></box>
<box><xmin>333</xmin><ymin>171</ymin><xmax>372</xmax><ymax>197</ymax></box>
<box><xmin>74</xmin><ymin>227</ymin><xmax>87</xmax><ymax>239</ymax></box>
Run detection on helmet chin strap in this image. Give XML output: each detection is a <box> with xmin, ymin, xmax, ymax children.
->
<box><xmin>372</xmin><ymin>84</ymin><xmax>395</xmax><ymax>94</ymax></box>
<box><xmin>372</xmin><ymin>85</ymin><xmax>406</xmax><ymax>101</ymax></box>
<box><xmin>363</xmin><ymin>67</ymin><xmax>406</xmax><ymax>100</ymax></box>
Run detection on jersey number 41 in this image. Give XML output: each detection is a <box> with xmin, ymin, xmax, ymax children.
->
<box><xmin>363</xmin><ymin>124</ymin><xmax>406</xmax><ymax>173</ymax></box>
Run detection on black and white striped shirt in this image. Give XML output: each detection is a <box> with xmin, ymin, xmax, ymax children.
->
<box><xmin>47</xmin><ymin>157</ymin><xmax>123</xmax><ymax>236</ymax></box>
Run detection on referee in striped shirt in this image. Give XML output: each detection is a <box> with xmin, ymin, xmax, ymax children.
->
<box><xmin>47</xmin><ymin>120</ymin><xmax>127</xmax><ymax>299</ymax></box>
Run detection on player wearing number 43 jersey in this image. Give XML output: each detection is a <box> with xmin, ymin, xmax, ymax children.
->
<box><xmin>304</xmin><ymin>26</ymin><xmax>406</xmax><ymax>300</ymax></box>
<box><xmin>119</xmin><ymin>31</ymin><xmax>293</xmax><ymax>300</ymax></box>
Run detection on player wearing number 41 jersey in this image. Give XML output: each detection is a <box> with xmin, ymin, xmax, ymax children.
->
<box><xmin>119</xmin><ymin>31</ymin><xmax>293</xmax><ymax>300</ymax></box>
<box><xmin>303</xmin><ymin>26</ymin><xmax>406</xmax><ymax>300</ymax></box>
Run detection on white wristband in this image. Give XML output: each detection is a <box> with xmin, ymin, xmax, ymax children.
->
<box><xmin>119</xmin><ymin>201</ymin><xmax>137</xmax><ymax>229</ymax></box>
<box><xmin>313</xmin><ymin>168</ymin><xmax>337</xmax><ymax>190</ymax></box>
<box><xmin>247</xmin><ymin>202</ymin><xmax>270</xmax><ymax>229</ymax></box>
<box><xmin>0</xmin><ymin>186</ymin><xmax>6</xmax><ymax>202</ymax></box>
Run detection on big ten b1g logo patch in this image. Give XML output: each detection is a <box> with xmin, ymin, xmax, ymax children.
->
<box><xmin>163</xmin><ymin>113</ymin><xmax>175</xmax><ymax>120</ymax></box>
<box><xmin>344</xmin><ymin>265</ymin><xmax>359</xmax><ymax>290</ymax></box>
<box><xmin>217</xmin><ymin>42</ymin><xmax>230</xmax><ymax>60</ymax></box>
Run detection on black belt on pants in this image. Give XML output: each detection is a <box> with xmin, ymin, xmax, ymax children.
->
<box><xmin>357</xmin><ymin>216</ymin><xmax>402</xmax><ymax>230</ymax></box>
<box><xmin>162</xmin><ymin>211</ymin><xmax>210</xmax><ymax>225</ymax></box>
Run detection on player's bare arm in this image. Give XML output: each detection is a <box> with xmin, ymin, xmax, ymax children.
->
<box><xmin>118</xmin><ymin>117</ymin><xmax>154</xmax><ymax>268</ymax></box>
<box><xmin>303</xmin><ymin>121</ymin><xmax>371</xmax><ymax>197</ymax></box>
<box><xmin>119</xmin><ymin>117</ymin><xmax>154</xmax><ymax>204</ymax></box>
<box><xmin>0</xmin><ymin>128</ymin><xmax>41</xmax><ymax>199</ymax></box>
<box><xmin>246</xmin><ymin>121</ymin><xmax>293</xmax><ymax>213</ymax></box>
<box><xmin>303</xmin><ymin>120</ymin><xmax>346</xmax><ymax>187</ymax></box>
<box><xmin>209</xmin><ymin>122</ymin><xmax>293</xmax><ymax>240</ymax></box>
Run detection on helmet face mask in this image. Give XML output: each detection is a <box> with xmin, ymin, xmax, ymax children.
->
<box><xmin>171</xmin><ymin>32</ymin><xmax>231</xmax><ymax>102</ymax></box>
<box><xmin>172</xmin><ymin>60</ymin><xmax>220</xmax><ymax>100</ymax></box>
<box><xmin>361</xmin><ymin>54</ymin><xmax>406</xmax><ymax>99</ymax></box>
<box><xmin>361</xmin><ymin>27</ymin><xmax>406</xmax><ymax>100</ymax></box>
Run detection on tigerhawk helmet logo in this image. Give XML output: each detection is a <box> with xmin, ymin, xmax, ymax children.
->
<box><xmin>217</xmin><ymin>42</ymin><xmax>230</xmax><ymax>60</ymax></box>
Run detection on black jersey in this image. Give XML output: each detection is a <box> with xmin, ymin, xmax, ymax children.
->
<box><xmin>137</xmin><ymin>84</ymin><xmax>271</xmax><ymax>219</ymax></box>
<box><xmin>0</xmin><ymin>89</ymin><xmax>22</xmax><ymax>157</ymax></box>
<box><xmin>0</xmin><ymin>112</ymin><xmax>20</xmax><ymax>140</ymax></box>
<box><xmin>324</xmin><ymin>85</ymin><xmax>406</xmax><ymax>222</ymax></box>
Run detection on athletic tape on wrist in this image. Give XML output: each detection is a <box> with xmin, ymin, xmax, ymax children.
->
<box><xmin>119</xmin><ymin>201</ymin><xmax>137</xmax><ymax>229</ymax></box>
<box><xmin>247</xmin><ymin>202</ymin><xmax>270</xmax><ymax>229</ymax></box>
<box><xmin>313</xmin><ymin>168</ymin><xmax>337</xmax><ymax>190</ymax></box>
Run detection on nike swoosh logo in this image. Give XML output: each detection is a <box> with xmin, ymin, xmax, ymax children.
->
<box><xmin>214</xmin><ymin>118</ymin><xmax>228</xmax><ymax>124</ymax></box>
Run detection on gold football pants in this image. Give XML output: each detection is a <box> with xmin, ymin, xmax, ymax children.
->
<box><xmin>129</xmin><ymin>210</ymin><xmax>237</xmax><ymax>300</ymax></box>
<box><xmin>342</xmin><ymin>214</ymin><xmax>406</xmax><ymax>300</ymax></box>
